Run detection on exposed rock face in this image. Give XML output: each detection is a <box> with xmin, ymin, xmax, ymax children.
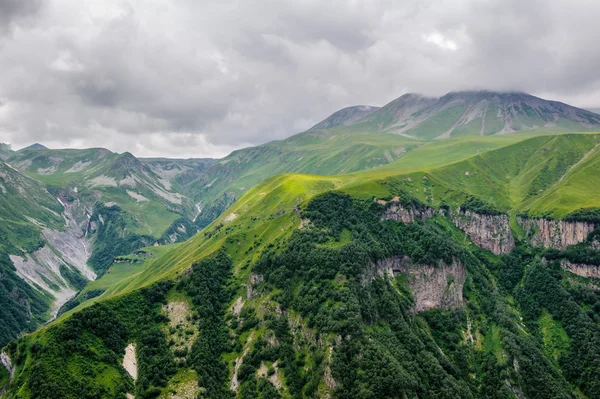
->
<box><xmin>375</xmin><ymin>256</ymin><xmax>465</xmax><ymax>313</ymax></box>
<box><xmin>518</xmin><ymin>217</ymin><xmax>595</xmax><ymax>249</ymax></box>
<box><xmin>451</xmin><ymin>210</ymin><xmax>515</xmax><ymax>255</ymax></box>
<box><xmin>122</xmin><ymin>343</ymin><xmax>137</xmax><ymax>380</ymax></box>
<box><xmin>1</xmin><ymin>352</ymin><xmax>14</xmax><ymax>379</ymax></box>
<box><xmin>381</xmin><ymin>199</ymin><xmax>434</xmax><ymax>224</ymax></box>
<box><xmin>560</xmin><ymin>260</ymin><xmax>600</xmax><ymax>279</ymax></box>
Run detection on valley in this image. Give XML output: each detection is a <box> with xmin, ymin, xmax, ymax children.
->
<box><xmin>2</xmin><ymin>91</ymin><xmax>600</xmax><ymax>399</ymax></box>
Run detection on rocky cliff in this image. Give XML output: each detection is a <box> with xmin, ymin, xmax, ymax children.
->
<box><xmin>451</xmin><ymin>210</ymin><xmax>515</xmax><ymax>255</ymax></box>
<box><xmin>374</xmin><ymin>256</ymin><xmax>465</xmax><ymax>313</ymax></box>
<box><xmin>380</xmin><ymin>197</ymin><xmax>435</xmax><ymax>223</ymax></box>
<box><xmin>559</xmin><ymin>259</ymin><xmax>600</xmax><ymax>279</ymax></box>
<box><xmin>518</xmin><ymin>217</ymin><xmax>595</xmax><ymax>249</ymax></box>
<box><xmin>1</xmin><ymin>352</ymin><xmax>14</xmax><ymax>379</ymax></box>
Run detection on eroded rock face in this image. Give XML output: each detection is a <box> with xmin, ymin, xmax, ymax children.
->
<box><xmin>375</xmin><ymin>256</ymin><xmax>465</xmax><ymax>314</ymax></box>
<box><xmin>560</xmin><ymin>260</ymin><xmax>600</xmax><ymax>279</ymax></box>
<box><xmin>518</xmin><ymin>217</ymin><xmax>595</xmax><ymax>249</ymax></box>
<box><xmin>381</xmin><ymin>200</ymin><xmax>434</xmax><ymax>224</ymax></box>
<box><xmin>452</xmin><ymin>210</ymin><xmax>515</xmax><ymax>255</ymax></box>
<box><xmin>1</xmin><ymin>352</ymin><xmax>14</xmax><ymax>379</ymax></box>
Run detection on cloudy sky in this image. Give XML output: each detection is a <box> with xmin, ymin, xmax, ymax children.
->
<box><xmin>1</xmin><ymin>0</ymin><xmax>600</xmax><ymax>158</ymax></box>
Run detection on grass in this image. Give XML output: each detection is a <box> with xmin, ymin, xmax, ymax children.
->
<box><xmin>539</xmin><ymin>309</ymin><xmax>570</xmax><ymax>363</ymax></box>
<box><xmin>48</xmin><ymin>132</ymin><xmax>600</xmax><ymax>327</ymax></box>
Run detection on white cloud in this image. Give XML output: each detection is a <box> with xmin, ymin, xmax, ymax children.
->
<box><xmin>424</xmin><ymin>33</ymin><xmax>458</xmax><ymax>51</ymax></box>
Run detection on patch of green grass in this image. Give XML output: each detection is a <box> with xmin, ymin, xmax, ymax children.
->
<box><xmin>539</xmin><ymin>309</ymin><xmax>570</xmax><ymax>362</ymax></box>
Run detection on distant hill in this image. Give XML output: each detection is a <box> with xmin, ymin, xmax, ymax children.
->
<box><xmin>309</xmin><ymin>105</ymin><xmax>380</xmax><ymax>130</ymax></box>
<box><xmin>350</xmin><ymin>91</ymin><xmax>600</xmax><ymax>140</ymax></box>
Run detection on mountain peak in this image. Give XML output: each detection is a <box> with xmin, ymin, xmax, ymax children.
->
<box><xmin>309</xmin><ymin>105</ymin><xmax>381</xmax><ymax>130</ymax></box>
<box><xmin>20</xmin><ymin>143</ymin><xmax>48</xmax><ymax>151</ymax></box>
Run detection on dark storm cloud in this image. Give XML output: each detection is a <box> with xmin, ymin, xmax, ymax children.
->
<box><xmin>0</xmin><ymin>0</ymin><xmax>599</xmax><ymax>158</ymax></box>
<box><xmin>0</xmin><ymin>0</ymin><xmax>44</xmax><ymax>34</ymax></box>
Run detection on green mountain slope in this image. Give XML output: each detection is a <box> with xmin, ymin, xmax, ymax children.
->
<box><xmin>3</xmin><ymin>89</ymin><xmax>600</xmax><ymax>398</ymax></box>
<box><xmin>351</xmin><ymin>91</ymin><xmax>600</xmax><ymax>140</ymax></box>
<box><xmin>6</xmin><ymin>132</ymin><xmax>600</xmax><ymax>398</ymax></box>
<box><xmin>308</xmin><ymin>105</ymin><xmax>380</xmax><ymax>130</ymax></box>
<box><xmin>0</xmin><ymin>144</ymin><xmax>13</xmax><ymax>161</ymax></box>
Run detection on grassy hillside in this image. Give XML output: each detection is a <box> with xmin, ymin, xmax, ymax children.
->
<box><xmin>58</xmin><ymin>132</ymin><xmax>600</xmax><ymax>312</ymax></box>
<box><xmin>5</xmin><ymin>185</ymin><xmax>600</xmax><ymax>398</ymax></box>
<box><xmin>349</xmin><ymin>91</ymin><xmax>600</xmax><ymax>140</ymax></box>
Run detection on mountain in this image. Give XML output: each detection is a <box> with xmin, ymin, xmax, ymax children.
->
<box><xmin>352</xmin><ymin>91</ymin><xmax>600</xmax><ymax>139</ymax></box>
<box><xmin>0</xmin><ymin>144</ymin><xmax>12</xmax><ymax>160</ymax></box>
<box><xmin>3</xmin><ymin>91</ymin><xmax>600</xmax><ymax>398</ymax></box>
<box><xmin>587</xmin><ymin>107</ymin><xmax>600</xmax><ymax>115</ymax></box>
<box><xmin>309</xmin><ymin>105</ymin><xmax>380</xmax><ymax>130</ymax></box>
<box><xmin>0</xmin><ymin>148</ymin><xmax>216</xmax><ymax>345</ymax></box>
<box><xmin>185</xmin><ymin>91</ymin><xmax>600</xmax><ymax>229</ymax></box>
<box><xmin>5</xmin><ymin>132</ymin><xmax>600</xmax><ymax>399</ymax></box>
<box><xmin>18</xmin><ymin>143</ymin><xmax>47</xmax><ymax>151</ymax></box>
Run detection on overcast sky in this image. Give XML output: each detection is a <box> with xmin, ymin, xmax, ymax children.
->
<box><xmin>1</xmin><ymin>0</ymin><xmax>600</xmax><ymax>158</ymax></box>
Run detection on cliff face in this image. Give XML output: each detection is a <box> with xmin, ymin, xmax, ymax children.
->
<box><xmin>1</xmin><ymin>352</ymin><xmax>14</xmax><ymax>379</ymax></box>
<box><xmin>518</xmin><ymin>217</ymin><xmax>595</xmax><ymax>249</ymax></box>
<box><xmin>380</xmin><ymin>198</ymin><xmax>434</xmax><ymax>224</ymax></box>
<box><xmin>375</xmin><ymin>256</ymin><xmax>465</xmax><ymax>314</ymax></box>
<box><xmin>560</xmin><ymin>260</ymin><xmax>600</xmax><ymax>279</ymax></box>
<box><xmin>451</xmin><ymin>210</ymin><xmax>515</xmax><ymax>255</ymax></box>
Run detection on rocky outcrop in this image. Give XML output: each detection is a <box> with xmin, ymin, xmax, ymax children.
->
<box><xmin>122</xmin><ymin>343</ymin><xmax>137</xmax><ymax>380</ymax></box>
<box><xmin>452</xmin><ymin>210</ymin><xmax>515</xmax><ymax>255</ymax></box>
<box><xmin>559</xmin><ymin>260</ymin><xmax>600</xmax><ymax>279</ymax></box>
<box><xmin>1</xmin><ymin>352</ymin><xmax>14</xmax><ymax>379</ymax></box>
<box><xmin>375</xmin><ymin>256</ymin><xmax>465</xmax><ymax>313</ymax></box>
<box><xmin>380</xmin><ymin>198</ymin><xmax>434</xmax><ymax>224</ymax></box>
<box><xmin>518</xmin><ymin>217</ymin><xmax>595</xmax><ymax>249</ymax></box>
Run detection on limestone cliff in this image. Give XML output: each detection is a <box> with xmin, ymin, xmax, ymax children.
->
<box><xmin>374</xmin><ymin>256</ymin><xmax>465</xmax><ymax>313</ymax></box>
<box><xmin>518</xmin><ymin>217</ymin><xmax>595</xmax><ymax>249</ymax></box>
<box><xmin>380</xmin><ymin>197</ymin><xmax>434</xmax><ymax>223</ymax></box>
<box><xmin>559</xmin><ymin>259</ymin><xmax>600</xmax><ymax>279</ymax></box>
<box><xmin>451</xmin><ymin>210</ymin><xmax>515</xmax><ymax>255</ymax></box>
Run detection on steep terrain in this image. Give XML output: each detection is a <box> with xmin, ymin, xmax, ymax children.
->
<box><xmin>308</xmin><ymin>105</ymin><xmax>380</xmax><ymax>130</ymax></box>
<box><xmin>4</xmin><ymin>132</ymin><xmax>600</xmax><ymax>398</ymax></box>
<box><xmin>2</xmin><ymin>91</ymin><xmax>600</xmax><ymax>398</ymax></box>
<box><xmin>0</xmin><ymin>144</ymin><xmax>13</xmax><ymax>161</ymax></box>
<box><xmin>351</xmin><ymin>91</ymin><xmax>600</xmax><ymax>140</ymax></box>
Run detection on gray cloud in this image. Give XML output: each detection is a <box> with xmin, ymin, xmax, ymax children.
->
<box><xmin>0</xmin><ymin>0</ymin><xmax>44</xmax><ymax>34</ymax></box>
<box><xmin>0</xmin><ymin>0</ymin><xmax>599</xmax><ymax>158</ymax></box>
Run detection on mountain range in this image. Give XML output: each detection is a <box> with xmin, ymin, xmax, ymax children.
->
<box><xmin>2</xmin><ymin>90</ymin><xmax>600</xmax><ymax>399</ymax></box>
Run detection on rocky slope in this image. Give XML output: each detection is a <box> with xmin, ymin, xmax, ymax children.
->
<box><xmin>451</xmin><ymin>209</ymin><xmax>515</xmax><ymax>255</ymax></box>
<box><xmin>380</xmin><ymin>197</ymin><xmax>435</xmax><ymax>223</ymax></box>
<box><xmin>375</xmin><ymin>255</ymin><xmax>465</xmax><ymax>313</ymax></box>
<box><xmin>352</xmin><ymin>91</ymin><xmax>600</xmax><ymax>140</ymax></box>
<box><xmin>518</xmin><ymin>217</ymin><xmax>596</xmax><ymax>249</ymax></box>
<box><xmin>309</xmin><ymin>105</ymin><xmax>380</xmax><ymax>130</ymax></box>
<box><xmin>559</xmin><ymin>259</ymin><xmax>600</xmax><ymax>279</ymax></box>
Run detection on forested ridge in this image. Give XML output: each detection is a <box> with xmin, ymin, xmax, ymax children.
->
<box><xmin>3</xmin><ymin>192</ymin><xmax>600</xmax><ymax>398</ymax></box>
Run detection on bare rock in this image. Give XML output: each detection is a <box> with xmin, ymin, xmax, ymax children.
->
<box><xmin>451</xmin><ymin>210</ymin><xmax>515</xmax><ymax>255</ymax></box>
<box><xmin>559</xmin><ymin>259</ymin><xmax>600</xmax><ymax>279</ymax></box>
<box><xmin>380</xmin><ymin>197</ymin><xmax>434</xmax><ymax>224</ymax></box>
<box><xmin>519</xmin><ymin>217</ymin><xmax>595</xmax><ymax>249</ymax></box>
